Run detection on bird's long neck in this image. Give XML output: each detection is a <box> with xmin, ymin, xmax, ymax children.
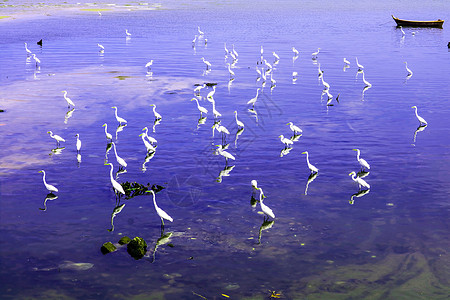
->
<box><xmin>104</xmin><ymin>125</ymin><xmax>108</xmax><ymax>134</ymax></box>
<box><xmin>42</xmin><ymin>172</ymin><xmax>47</xmax><ymax>185</ymax></box>
<box><xmin>152</xmin><ymin>192</ymin><xmax>158</xmax><ymax>210</ymax></box>
<box><xmin>356</xmin><ymin>150</ymin><xmax>360</xmax><ymax>161</ymax></box>
<box><xmin>414</xmin><ymin>107</ymin><xmax>419</xmax><ymax>118</ymax></box>
<box><xmin>109</xmin><ymin>164</ymin><xmax>114</xmax><ymax>181</ymax></box>
<box><xmin>112</xmin><ymin>143</ymin><xmax>118</xmax><ymax>156</ymax></box>
<box><xmin>305</xmin><ymin>153</ymin><xmax>310</xmax><ymax>165</ymax></box>
<box><xmin>352</xmin><ymin>173</ymin><xmax>357</xmax><ymax>181</ymax></box>
<box><xmin>114</xmin><ymin>108</ymin><xmax>119</xmax><ymax>118</ymax></box>
<box><xmin>235</xmin><ymin>112</ymin><xmax>238</xmax><ymax>121</ymax></box>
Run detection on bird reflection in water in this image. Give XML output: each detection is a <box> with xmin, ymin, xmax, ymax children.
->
<box><xmin>412</xmin><ymin>124</ymin><xmax>427</xmax><ymax>145</ymax></box>
<box><xmin>153</xmin><ymin>119</ymin><xmax>161</xmax><ymax>133</ymax></box>
<box><xmin>234</xmin><ymin>127</ymin><xmax>244</xmax><ymax>148</ymax></box>
<box><xmin>115</xmin><ymin>123</ymin><xmax>127</xmax><ymax>140</ymax></box>
<box><xmin>257</xmin><ymin>218</ymin><xmax>275</xmax><ymax>245</ymax></box>
<box><xmin>151</xmin><ymin>231</ymin><xmax>173</xmax><ymax>263</ymax></box>
<box><xmin>304</xmin><ymin>172</ymin><xmax>319</xmax><ymax>195</ymax></box>
<box><xmin>349</xmin><ymin>189</ymin><xmax>370</xmax><ymax>205</ymax></box>
<box><xmin>49</xmin><ymin>146</ymin><xmax>65</xmax><ymax>156</ymax></box>
<box><xmin>108</xmin><ymin>203</ymin><xmax>126</xmax><ymax>232</ymax></box>
<box><xmin>142</xmin><ymin>151</ymin><xmax>156</xmax><ymax>173</ymax></box>
<box><xmin>104</xmin><ymin>142</ymin><xmax>112</xmax><ymax>163</ymax></box>
<box><xmin>64</xmin><ymin>108</ymin><xmax>75</xmax><ymax>124</ymax></box>
<box><xmin>216</xmin><ymin>165</ymin><xmax>235</xmax><ymax>183</ymax></box>
<box><xmin>39</xmin><ymin>194</ymin><xmax>58</xmax><ymax>211</ymax></box>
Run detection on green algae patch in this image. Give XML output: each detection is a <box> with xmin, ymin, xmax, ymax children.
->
<box><xmin>0</xmin><ymin>16</ymin><xmax>11</xmax><ymax>19</ymax></box>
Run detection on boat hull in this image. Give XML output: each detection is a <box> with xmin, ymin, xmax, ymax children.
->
<box><xmin>392</xmin><ymin>15</ymin><xmax>444</xmax><ymax>28</ymax></box>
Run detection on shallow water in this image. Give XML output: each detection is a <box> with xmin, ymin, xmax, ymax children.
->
<box><xmin>1</xmin><ymin>1</ymin><xmax>450</xmax><ymax>299</ymax></box>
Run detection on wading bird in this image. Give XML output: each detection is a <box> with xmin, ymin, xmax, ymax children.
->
<box><xmin>287</xmin><ymin>122</ymin><xmax>302</xmax><ymax>135</ymax></box>
<box><xmin>38</xmin><ymin>170</ymin><xmax>58</xmax><ymax>193</ymax></box>
<box><xmin>150</xmin><ymin>104</ymin><xmax>162</xmax><ymax>120</ymax></box>
<box><xmin>112</xmin><ymin>106</ymin><xmax>127</xmax><ymax>124</ymax></box>
<box><xmin>149</xmin><ymin>190</ymin><xmax>173</xmax><ymax>227</ymax></box>
<box><xmin>404</xmin><ymin>61</ymin><xmax>413</xmax><ymax>76</ymax></box>
<box><xmin>234</xmin><ymin>111</ymin><xmax>244</xmax><ymax>128</ymax></box>
<box><xmin>301</xmin><ymin>151</ymin><xmax>319</xmax><ymax>174</ymax></box>
<box><xmin>191</xmin><ymin>98</ymin><xmax>208</xmax><ymax>116</ymax></box>
<box><xmin>353</xmin><ymin>148</ymin><xmax>370</xmax><ymax>171</ymax></box>
<box><xmin>349</xmin><ymin>171</ymin><xmax>370</xmax><ymax>190</ymax></box>
<box><xmin>258</xmin><ymin>188</ymin><xmax>275</xmax><ymax>219</ymax></box>
<box><xmin>102</xmin><ymin>123</ymin><xmax>113</xmax><ymax>141</ymax></box>
<box><xmin>47</xmin><ymin>131</ymin><xmax>65</xmax><ymax>147</ymax></box>
<box><xmin>111</xmin><ymin>142</ymin><xmax>127</xmax><ymax>169</ymax></box>
<box><xmin>201</xmin><ymin>57</ymin><xmax>211</xmax><ymax>69</ymax></box>
<box><xmin>105</xmin><ymin>163</ymin><xmax>125</xmax><ymax>195</ymax></box>
<box><xmin>62</xmin><ymin>90</ymin><xmax>75</xmax><ymax>108</ymax></box>
<box><xmin>411</xmin><ymin>106</ymin><xmax>427</xmax><ymax>125</ymax></box>
<box><xmin>279</xmin><ymin>135</ymin><xmax>294</xmax><ymax>148</ymax></box>
<box><xmin>312</xmin><ymin>47</ymin><xmax>320</xmax><ymax>59</ymax></box>
<box><xmin>75</xmin><ymin>134</ymin><xmax>81</xmax><ymax>153</ymax></box>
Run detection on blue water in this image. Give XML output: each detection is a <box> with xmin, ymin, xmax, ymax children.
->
<box><xmin>1</xmin><ymin>1</ymin><xmax>449</xmax><ymax>299</ymax></box>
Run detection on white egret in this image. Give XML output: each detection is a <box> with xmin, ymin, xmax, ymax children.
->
<box><xmin>355</xmin><ymin>57</ymin><xmax>364</xmax><ymax>70</ymax></box>
<box><xmin>111</xmin><ymin>142</ymin><xmax>127</xmax><ymax>169</ymax></box>
<box><xmin>112</xmin><ymin>106</ymin><xmax>127</xmax><ymax>124</ymax></box>
<box><xmin>229</xmin><ymin>51</ymin><xmax>237</xmax><ymax>61</ymax></box>
<box><xmin>343</xmin><ymin>58</ymin><xmax>351</xmax><ymax>65</ymax></box>
<box><xmin>213</xmin><ymin>123</ymin><xmax>230</xmax><ymax>137</ymax></box>
<box><xmin>149</xmin><ymin>190</ymin><xmax>173</xmax><ymax>226</ymax></box>
<box><xmin>102</xmin><ymin>123</ymin><xmax>113</xmax><ymax>141</ymax></box>
<box><xmin>279</xmin><ymin>135</ymin><xmax>294</xmax><ymax>147</ymax></box>
<box><xmin>75</xmin><ymin>134</ymin><xmax>81</xmax><ymax>153</ymax></box>
<box><xmin>139</xmin><ymin>133</ymin><xmax>156</xmax><ymax>152</ymax></box>
<box><xmin>287</xmin><ymin>122</ymin><xmax>302</xmax><ymax>134</ymax></box>
<box><xmin>399</xmin><ymin>26</ymin><xmax>406</xmax><ymax>36</ymax></box>
<box><xmin>194</xmin><ymin>83</ymin><xmax>206</xmax><ymax>95</ymax></box>
<box><xmin>273</xmin><ymin>51</ymin><xmax>280</xmax><ymax>61</ymax></box>
<box><xmin>216</xmin><ymin>145</ymin><xmax>235</xmax><ymax>162</ymax></box>
<box><xmin>349</xmin><ymin>171</ymin><xmax>370</xmax><ymax>190</ymax></box>
<box><xmin>31</xmin><ymin>54</ymin><xmax>40</xmax><ymax>66</ymax></box>
<box><xmin>192</xmin><ymin>35</ymin><xmax>198</xmax><ymax>46</ymax></box>
<box><xmin>24</xmin><ymin>42</ymin><xmax>32</xmax><ymax>55</ymax></box>
<box><xmin>197</xmin><ymin>26</ymin><xmax>204</xmax><ymax>35</ymax></box>
<box><xmin>97</xmin><ymin>43</ymin><xmax>105</xmax><ymax>51</ymax></box>
<box><xmin>234</xmin><ymin>111</ymin><xmax>244</xmax><ymax>128</ymax></box>
<box><xmin>150</xmin><ymin>104</ymin><xmax>162</xmax><ymax>120</ymax></box>
<box><xmin>312</xmin><ymin>47</ymin><xmax>320</xmax><ymax>59</ymax></box>
<box><xmin>207</xmin><ymin>85</ymin><xmax>216</xmax><ymax>99</ymax></box>
<box><xmin>292</xmin><ymin>71</ymin><xmax>298</xmax><ymax>79</ymax></box>
<box><xmin>232</xmin><ymin>44</ymin><xmax>238</xmax><ymax>58</ymax></box>
<box><xmin>145</xmin><ymin>60</ymin><xmax>153</xmax><ymax>70</ymax></box>
<box><xmin>258</xmin><ymin>188</ymin><xmax>275</xmax><ymax>219</ymax></box>
<box><xmin>211</xmin><ymin>99</ymin><xmax>222</xmax><ymax>119</ymax></box>
<box><xmin>125</xmin><ymin>29</ymin><xmax>131</xmax><ymax>36</ymax></box>
<box><xmin>191</xmin><ymin>98</ymin><xmax>208</xmax><ymax>116</ymax></box>
<box><xmin>263</xmin><ymin>59</ymin><xmax>272</xmax><ymax>70</ymax></box>
<box><xmin>270</xmin><ymin>73</ymin><xmax>276</xmax><ymax>86</ymax></box>
<box><xmin>47</xmin><ymin>131</ymin><xmax>65</xmax><ymax>147</ymax></box>
<box><xmin>411</xmin><ymin>106</ymin><xmax>427</xmax><ymax>125</ymax></box>
<box><xmin>38</xmin><ymin>170</ymin><xmax>58</xmax><ymax>193</ymax></box>
<box><xmin>292</xmin><ymin>47</ymin><xmax>299</xmax><ymax>56</ymax></box>
<box><xmin>256</xmin><ymin>67</ymin><xmax>262</xmax><ymax>79</ymax></box>
<box><xmin>142</xmin><ymin>127</ymin><xmax>157</xmax><ymax>144</ymax></box>
<box><xmin>201</xmin><ymin>57</ymin><xmax>211</xmax><ymax>69</ymax></box>
<box><xmin>301</xmin><ymin>151</ymin><xmax>319</xmax><ymax>174</ymax></box>
<box><xmin>105</xmin><ymin>163</ymin><xmax>125</xmax><ymax>195</ymax></box>
<box><xmin>321</xmin><ymin>75</ymin><xmax>330</xmax><ymax>90</ymax></box>
<box><xmin>247</xmin><ymin>88</ymin><xmax>260</xmax><ymax>107</ymax></box>
<box><xmin>224</xmin><ymin>42</ymin><xmax>229</xmax><ymax>55</ymax></box>
<box><xmin>62</xmin><ymin>90</ymin><xmax>75</xmax><ymax>108</ymax></box>
<box><xmin>318</xmin><ymin>63</ymin><xmax>323</xmax><ymax>77</ymax></box>
<box><xmin>361</xmin><ymin>71</ymin><xmax>372</xmax><ymax>87</ymax></box>
<box><xmin>404</xmin><ymin>62</ymin><xmax>413</xmax><ymax>76</ymax></box>
<box><xmin>251</xmin><ymin>180</ymin><xmax>259</xmax><ymax>191</ymax></box>
<box><xmin>353</xmin><ymin>148</ymin><xmax>370</xmax><ymax>170</ymax></box>
<box><xmin>227</xmin><ymin>63</ymin><xmax>235</xmax><ymax>78</ymax></box>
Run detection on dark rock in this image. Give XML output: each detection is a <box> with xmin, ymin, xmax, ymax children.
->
<box><xmin>118</xmin><ymin>236</ymin><xmax>131</xmax><ymax>245</ymax></box>
<box><xmin>101</xmin><ymin>242</ymin><xmax>117</xmax><ymax>254</ymax></box>
<box><xmin>127</xmin><ymin>237</ymin><xmax>147</xmax><ymax>260</ymax></box>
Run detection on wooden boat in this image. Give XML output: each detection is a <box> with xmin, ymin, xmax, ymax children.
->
<box><xmin>392</xmin><ymin>15</ymin><xmax>444</xmax><ymax>28</ymax></box>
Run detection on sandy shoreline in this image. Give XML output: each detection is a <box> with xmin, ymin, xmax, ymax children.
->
<box><xmin>0</xmin><ymin>2</ymin><xmax>163</xmax><ymax>22</ymax></box>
